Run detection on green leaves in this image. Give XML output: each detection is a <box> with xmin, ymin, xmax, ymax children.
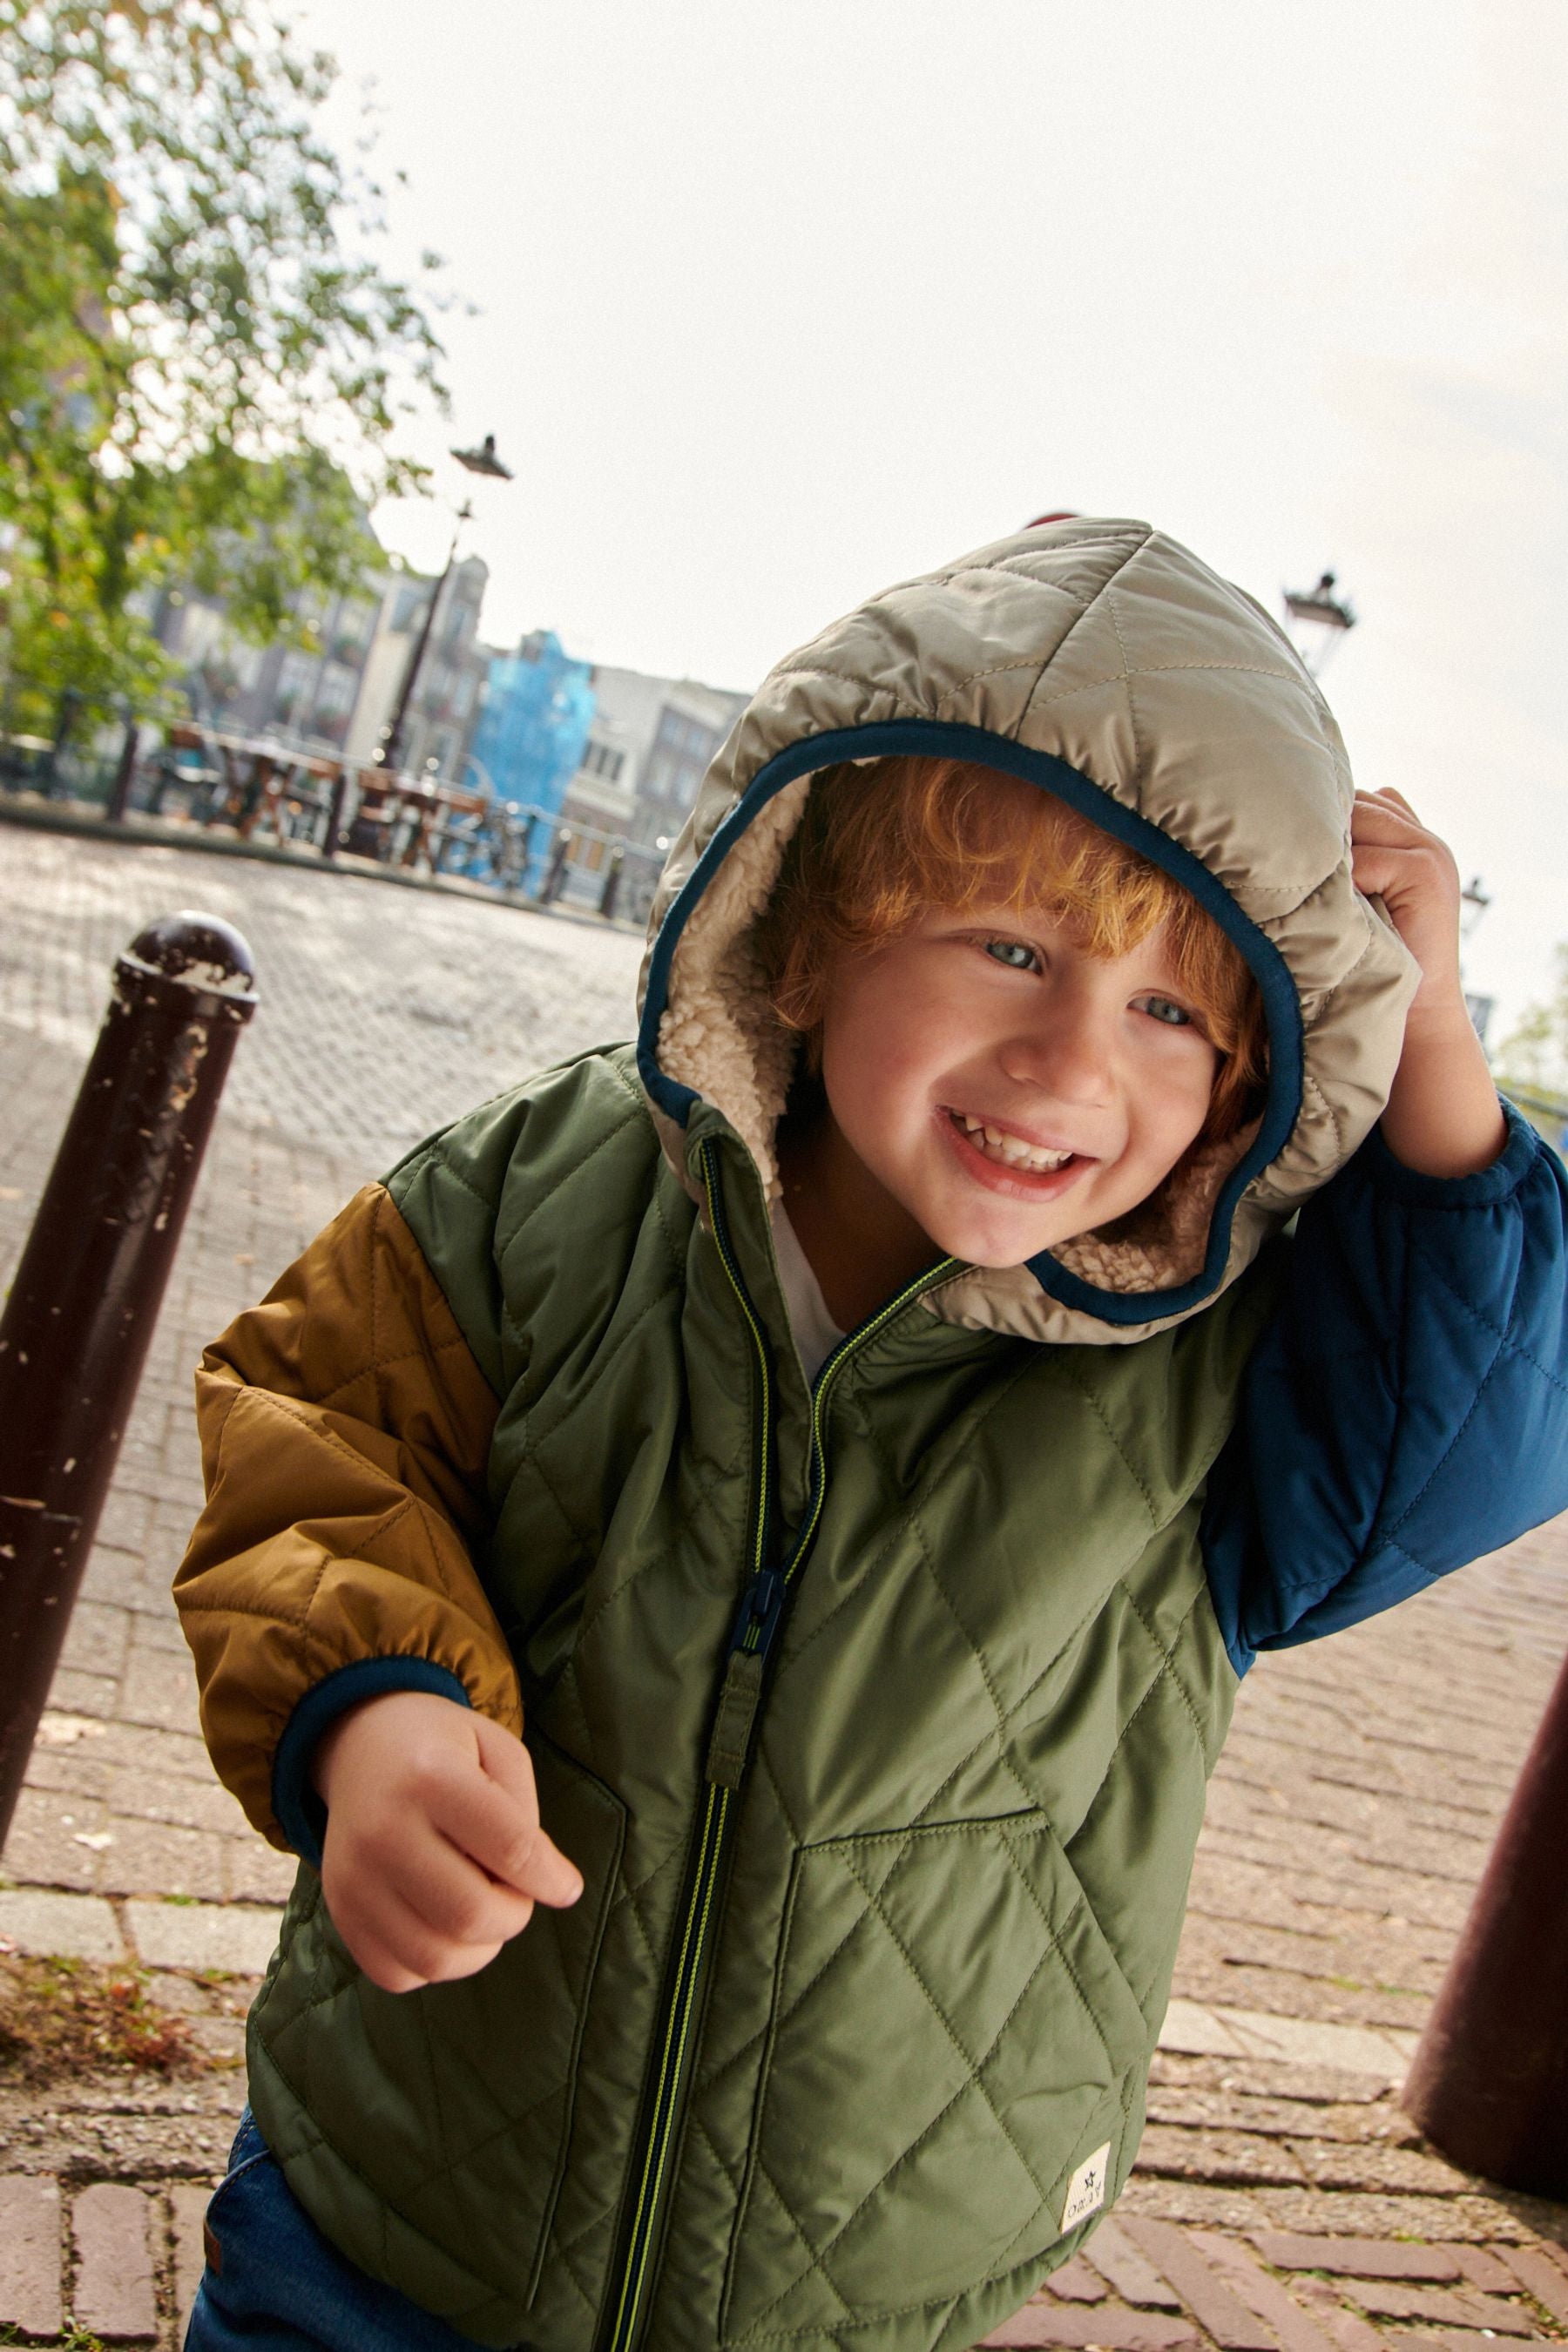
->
<box><xmin>0</xmin><ymin>0</ymin><xmax>450</xmax><ymax>705</ymax></box>
<box><xmin>1495</xmin><ymin>946</ymin><xmax>1568</xmax><ymax>1101</ymax></box>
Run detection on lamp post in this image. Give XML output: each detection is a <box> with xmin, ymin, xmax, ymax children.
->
<box><xmin>378</xmin><ymin>436</ymin><xmax>514</xmax><ymax>778</ymax></box>
<box><xmin>1458</xmin><ymin>875</ymin><xmax>1493</xmax><ymax>1046</ymax></box>
<box><xmin>1282</xmin><ymin>570</ymin><xmax>1356</xmax><ymax>677</ymax></box>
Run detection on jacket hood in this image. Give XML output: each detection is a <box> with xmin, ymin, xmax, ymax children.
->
<box><xmin>635</xmin><ymin>516</ymin><xmax>1421</xmax><ymax>1346</ymax></box>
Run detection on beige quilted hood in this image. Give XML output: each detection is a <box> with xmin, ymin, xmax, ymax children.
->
<box><xmin>635</xmin><ymin>517</ymin><xmax>1421</xmax><ymax>1346</ymax></box>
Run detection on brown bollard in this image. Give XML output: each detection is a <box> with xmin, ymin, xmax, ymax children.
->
<box><xmin>0</xmin><ymin>913</ymin><xmax>258</xmax><ymax>1846</ymax></box>
<box><xmin>1400</xmin><ymin>1646</ymin><xmax>1568</xmax><ymax>2194</ymax></box>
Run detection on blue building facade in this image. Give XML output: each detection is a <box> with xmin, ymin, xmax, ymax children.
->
<box><xmin>469</xmin><ymin>629</ymin><xmax>596</xmax><ymax>888</ymax></box>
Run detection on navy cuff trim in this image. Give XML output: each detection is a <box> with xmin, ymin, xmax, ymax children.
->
<box><xmin>1362</xmin><ymin>1095</ymin><xmax>1538</xmax><ymax>1207</ymax></box>
<box><xmin>271</xmin><ymin>1658</ymin><xmax>472</xmax><ymax>1870</ymax></box>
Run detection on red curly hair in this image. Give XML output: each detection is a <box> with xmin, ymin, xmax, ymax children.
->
<box><xmin>757</xmin><ymin>755</ymin><xmax>1269</xmax><ymax>1152</ymax></box>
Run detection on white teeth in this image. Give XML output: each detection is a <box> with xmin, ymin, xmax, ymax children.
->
<box><xmin>953</xmin><ymin>1113</ymin><xmax>1074</xmax><ymax>1174</ymax></box>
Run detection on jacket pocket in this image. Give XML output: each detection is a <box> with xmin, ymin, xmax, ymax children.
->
<box><xmin>720</xmin><ymin>1808</ymin><xmax>1152</xmax><ymax>2345</ymax></box>
<box><xmin>250</xmin><ymin>1729</ymin><xmax>626</xmax><ymax>2328</ymax></box>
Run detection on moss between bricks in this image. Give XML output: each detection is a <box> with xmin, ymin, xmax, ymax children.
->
<box><xmin>0</xmin><ymin>1953</ymin><xmax>207</xmax><ymax>2085</ymax></box>
<box><xmin>1</xmin><ymin>2324</ymin><xmax>109</xmax><ymax>2351</ymax></box>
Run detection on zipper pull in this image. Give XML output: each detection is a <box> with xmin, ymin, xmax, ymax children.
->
<box><xmin>705</xmin><ymin>1649</ymin><xmax>764</xmax><ymax>1789</ymax></box>
<box><xmin>727</xmin><ymin>1564</ymin><xmax>783</xmax><ymax>1655</ymax></box>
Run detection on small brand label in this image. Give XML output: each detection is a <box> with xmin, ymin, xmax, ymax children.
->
<box><xmin>1060</xmin><ymin>2140</ymin><xmax>1112</xmax><ymax>2234</ymax></box>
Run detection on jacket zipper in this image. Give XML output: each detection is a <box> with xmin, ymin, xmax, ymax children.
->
<box><xmin>599</xmin><ymin>1139</ymin><xmax>957</xmax><ymax>2352</ymax></box>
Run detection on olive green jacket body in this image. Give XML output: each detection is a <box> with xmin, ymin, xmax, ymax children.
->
<box><xmin>177</xmin><ymin>520</ymin><xmax>1463</xmax><ymax>2350</ymax></box>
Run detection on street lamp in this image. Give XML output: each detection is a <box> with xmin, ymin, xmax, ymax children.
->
<box><xmin>377</xmin><ymin>434</ymin><xmax>514</xmax><ymax>774</ymax></box>
<box><xmin>1282</xmin><ymin>570</ymin><xmax>1356</xmax><ymax>677</ymax></box>
<box><xmin>453</xmin><ymin>433</ymin><xmax>513</xmax><ymax>481</ymax></box>
<box><xmin>1460</xmin><ymin>875</ymin><xmax>1490</xmax><ymax>940</ymax></box>
<box><xmin>1459</xmin><ymin>875</ymin><xmax>1493</xmax><ymax>1048</ymax></box>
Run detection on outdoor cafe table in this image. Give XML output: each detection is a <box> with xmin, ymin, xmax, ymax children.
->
<box><xmin>165</xmin><ymin>723</ymin><xmax>342</xmax><ymax>842</ymax></box>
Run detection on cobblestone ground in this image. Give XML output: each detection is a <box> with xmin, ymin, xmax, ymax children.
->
<box><xmin>1</xmin><ymin>817</ymin><xmax>1564</xmax><ymax>2347</ymax></box>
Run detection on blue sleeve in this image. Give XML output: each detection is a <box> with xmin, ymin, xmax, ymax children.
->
<box><xmin>1202</xmin><ymin>1098</ymin><xmax>1568</xmax><ymax>1675</ymax></box>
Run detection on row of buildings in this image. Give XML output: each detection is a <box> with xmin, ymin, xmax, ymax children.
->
<box><xmin>148</xmin><ymin>533</ymin><xmax>748</xmax><ymax>908</ymax></box>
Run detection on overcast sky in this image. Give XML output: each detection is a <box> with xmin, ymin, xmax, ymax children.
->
<box><xmin>301</xmin><ymin>0</ymin><xmax>1565</xmax><ymax>1039</ymax></box>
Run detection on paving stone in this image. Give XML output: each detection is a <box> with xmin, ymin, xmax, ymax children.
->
<box><xmin>1186</xmin><ymin>2230</ymin><xmax>1342</xmax><ymax>2352</ymax></box>
<box><xmin>1041</xmin><ymin>2257</ymin><xmax>1105</xmax><ymax>2303</ymax></box>
<box><xmin>1288</xmin><ymin>2142</ymin><xmax>1476</xmax><ymax>2198</ymax></box>
<box><xmin>1494</xmin><ymin>2245</ymin><xmax>1568</xmax><ymax>2328</ymax></box>
<box><xmin>39</xmin><ymin>1665</ymin><xmax>121</xmax><ymax>1721</ymax></box>
<box><xmin>977</xmin><ymin>2305</ymin><xmax>1199</xmax><ymax>2349</ymax></box>
<box><xmin>1148</xmin><ymin>2054</ymin><xmax>1393</xmax><ymax>2109</ymax></box>
<box><xmin>170</xmin><ymin>2181</ymin><xmax>212</xmax><ymax>2334</ymax></box>
<box><xmin>1333</xmin><ymin>2279</ymin><xmax>1535</xmax><ymax>2332</ymax></box>
<box><xmin>1116</xmin><ymin>2219</ymin><xmax>1278</xmax><ymax>2349</ymax></box>
<box><xmin>94</xmin><ymin>1814</ymin><xmax>230</xmax><ymax>1900</ymax></box>
<box><xmin>71</xmin><ymin>2180</ymin><xmax>159</xmax><ymax>2339</ymax></box>
<box><xmin>1146</xmin><ymin>2082</ymin><xmax>1417</xmax><ymax>2152</ymax></box>
<box><xmin>124</xmin><ymin>1603</ymin><xmax>196</xmax><ymax>1655</ymax></box>
<box><xmin>1250</xmin><ymin>2239</ymin><xmax>1476</xmax><ymax>2276</ymax></box>
<box><xmin>1083</xmin><ymin>2217</ymin><xmax>1184</xmax><ymax>2310</ymax></box>
<box><xmin>0</xmin><ymin>1886</ymin><xmax>125</xmax><ymax>1959</ymax></box>
<box><xmin>1206</xmin><ymin>2009</ymin><xmax>1416</xmax><ymax>2080</ymax></box>
<box><xmin>125</xmin><ymin>1896</ymin><xmax>283</xmax><ymax>1974</ymax></box>
<box><xmin>3</xmin><ymin>1785</ymin><xmax>118</xmax><ymax>1879</ymax></box>
<box><xmin>119</xmin><ymin>1640</ymin><xmax>204</xmax><ymax>1736</ymax></box>
<box><xmin>1159</xmin><ymin>1998</ymin><xmax>1247</xmax><ymax>2058</ymax></box>
<box><xmin>1249</xmin><ymin>2235</ymin><xmax>1463</xmax><ymax>2282</ymax></box>
<box><xmin>59</xmin><ymin>1598</ymin><xmax>133</xmax><ymax>1680</ymax></box>
<box><xmin>1173</xmin><ymin>1957</ymin><xmax>1430</xmax><ymax>2038</ymax></box>
<box><xmin>1448</xmin><ymin>2243</ymin><xmax>1520</xmax><ymax>2294</ymax></box>
<box><xmin>0</xmin><ymin>2173</ymin><xmax>63</xmax><ymax>2335</ymax></box>
<box><xmin>105</xmin><ymin>1762</ymin><xmax>251</xmax><ymax>1838</ymax></box>
<box><xmin>223</xmin><ymin>1836</ymin><xmax>301</xmax><ymax>1904</ymax></box>
<box><xmin>19</xmin><ymin>1744</ymin><xmax>113</xmax><ymax>1801</ymax></box>
<box><xmin>92</xmin><ymin>1721</ymin><xmax>218</xmax><ymax>1784</ymax></box>
<box><xmin>1284</xmin><ymin>2270</ymin><xmax>1400</xmax><ymax>2352</ymax></box>
<box><xmin>1138</xmin><ymin>2125</ymin><xmax>1308</xmax><ymax>2187</ymax></box>
<box><xmin>188</xmin><ymin>2012</ymin><xmax>249</xmax><ymax>2061</ymax></box>
<box><xmin>143</xmin><ymin>1968</ymin><xmax>212</xmax><ymax>2015</ymax></box>
<box><xmin>1391</xmin><ymin>2335</ymin><xmax>1490</xmax><ymax>2352</ymax></box>
<box><xmin>1125</xmin><ymin>2180</ymin><xmax>1546</xmax><ymax>2246</ymax></box>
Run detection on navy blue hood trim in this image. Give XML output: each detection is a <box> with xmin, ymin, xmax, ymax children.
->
<box><xmin>637</xmin><ymin>719</ymin><xmax>1306</xmax><ymax>1327</ymax></box>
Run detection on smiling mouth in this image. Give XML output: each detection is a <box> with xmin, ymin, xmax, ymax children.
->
<box><xmin>947</xmin><ymin>1110</ymin><xmax>1084</xmax><ymax>1175</ymax></box>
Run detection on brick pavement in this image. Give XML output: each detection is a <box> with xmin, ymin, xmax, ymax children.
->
<box><xmin>1</xmin><ymin>820</ymin><xmax>1565</xmax><ymax>2345</ymax></box>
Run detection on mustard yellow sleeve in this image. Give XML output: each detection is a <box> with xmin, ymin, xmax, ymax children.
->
<box><xmin>173</xmin><ymin>1182</ymin><xmax>520</xmax><ymax>1855</ymax></box>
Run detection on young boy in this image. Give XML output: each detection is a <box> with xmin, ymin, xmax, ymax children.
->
<box><xmin>175</xmin><ymin>517</ymin><xmax>1568</xmax><ymax>2352</ymax></box>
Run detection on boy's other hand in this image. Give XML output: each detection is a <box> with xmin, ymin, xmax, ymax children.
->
<box><xmin>311</xmin><ymin>1691</ymin><xmax>585</xmax><ymax>1994</ymax></box>
<box><xmin>1349</xmin><ymin>787</ymin><xmax>1468</xmax><ymax>1024</ymax></box>
<box><xmin>1349</xmin><ymin>787</ymin><xmax>1506</xmax><ymax>1179</ymax></box>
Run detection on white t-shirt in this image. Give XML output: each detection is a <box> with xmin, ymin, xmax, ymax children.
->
<box><xmin>771</xmin><ymin>1201</ymin><xmax>846</xmax><ymax>1382</ymax></box>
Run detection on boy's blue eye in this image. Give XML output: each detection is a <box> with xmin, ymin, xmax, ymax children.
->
<box><xmin>1141</xmin><ymin>995</ymin><xmax>1192</xmax><ymax>1026</ymax></box>
<box><xmin>983</xmin><ymin>939</ymin><xmax>1038</xmax><ymax>971</ymax></box>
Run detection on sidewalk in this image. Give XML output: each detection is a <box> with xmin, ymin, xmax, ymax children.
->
<box><xmin>2</xmin><ymin>825</ymin><xmax>1565</xmax><ymax>2347</ymax></box>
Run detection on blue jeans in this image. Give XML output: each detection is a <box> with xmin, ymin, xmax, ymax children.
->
<box><xmin>185</xmin><ymin>2109</ymin><xmax>501</xmax><ymax>2352</ymax></box>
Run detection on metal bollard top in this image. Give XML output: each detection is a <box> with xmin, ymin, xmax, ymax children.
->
<box><xmin>118</xmin><ymin>911</ymin><xmax>260</xmax><ymax>1011</ymax></box>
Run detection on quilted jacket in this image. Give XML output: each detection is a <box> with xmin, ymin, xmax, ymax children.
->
<box><xmin>175</xmin><ymin>520</ymin><xmax>1568</xmax><ymax>2352</ymax></box>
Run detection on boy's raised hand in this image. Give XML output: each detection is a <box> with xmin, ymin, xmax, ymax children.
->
<box><xmin>312</xmin><ymin>1691</ymin><xmax>584</xmax><ymax>1994</ymax></box>
<box><xmin>1348</xmin><ymin>787</ymin><xmax>1506</xmax><ymax>1179</ymax></box>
